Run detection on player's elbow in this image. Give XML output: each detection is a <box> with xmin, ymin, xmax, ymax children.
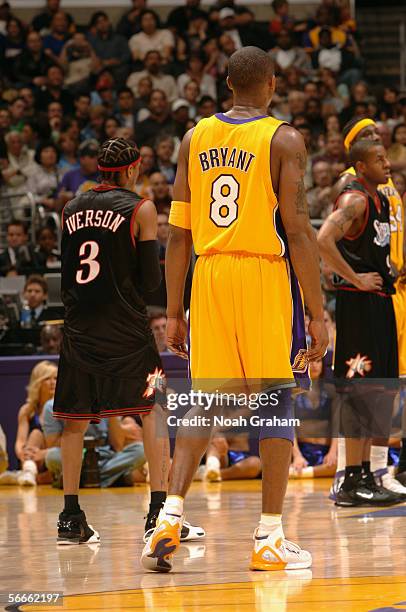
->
<box><xmin>317</xmin><ymin>229</ymin><xmax>332</xmax><ymax>258</ymax></box>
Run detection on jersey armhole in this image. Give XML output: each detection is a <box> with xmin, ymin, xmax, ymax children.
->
<box><xmin>335</xmin><ymin>190</ymin><xmax>370</xmax><ymax>241</ymax></box>
<box><xmin>130</xmin><ymin>198</ymin><xmax>147</xmax><ymax>247</ymax></box>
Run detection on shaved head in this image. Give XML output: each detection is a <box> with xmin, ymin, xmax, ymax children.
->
<box><xmin>349</xmin><ymin>140</ymin><xmax>381</xmax><ymax>166</ymax></box>
<box><xmin>228</xmin><ymin>46</ymin><xmax>275</xmax><ymax>93</ymax></box>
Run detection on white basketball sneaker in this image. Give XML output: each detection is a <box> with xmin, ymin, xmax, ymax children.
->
<box><xmin>250</xmin><ymin>529</ymin><xmax>312</xmax><ymax>571</ymax></box>
<box><xmin>375</xmin><ymin>469</ymin><xmax>406</xmax><ymax>500</ymax></box>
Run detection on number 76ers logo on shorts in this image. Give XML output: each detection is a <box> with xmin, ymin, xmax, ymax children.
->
<box><xmin>345</xmin><ymin>353</ymin><xmax>372</xmax><ymax>378</ymax></box>
<box><xmin>143</xmin><ymin>368</ymin><xmax>166</xmax><ymax>398</ymax></box>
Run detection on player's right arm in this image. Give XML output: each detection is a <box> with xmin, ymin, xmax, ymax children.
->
<box><xmin>165</xmin><ymin>129</ymin><xmax>194</xmax><ymax>358</ymax></box>
<box><xmin>317</xmin><ymin>193</ymin><xmax>383</xmax><ymax>291</ymax></box>
<box><xmin>272</xmin><ymin>125</ymin><xmax>328</xmax><ymax>361</ymax></box>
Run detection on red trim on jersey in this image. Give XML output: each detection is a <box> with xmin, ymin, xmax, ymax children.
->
<box><xmin>336</xmin><ymin>286</ymin><xmax>391</xmax><ymax>298</ymax></box>
<box><xmin>92</xmin><ymin>183</ymin><xmax>121</xmax><ymax>192</ymax></box>
<box><xmin>357</xmin><ymin>176</ymin><xmax>382</xmax><ymax>214</ymax></box>
<box><xmin>334</xmin><ymin>189</ymin><xmax>370</xmax><ymax>241</ymax></box>
<box><xmin>130</xmin><ymin>198</ymin><xmax>147</xmax><ymax>248</ymax></box>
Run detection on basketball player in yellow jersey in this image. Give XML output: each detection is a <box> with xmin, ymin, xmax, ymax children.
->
<box><xmin>141</xmin><ymin>47</ymin><xmax>328</xmax><ymax>573</ymax></box>
<box><xmin>329</xmin><ymin>117</ymin><xmax>406</xmax><ymax>503</ymax></box>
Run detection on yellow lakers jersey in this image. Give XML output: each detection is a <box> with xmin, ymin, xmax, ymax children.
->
<box><xmin>344</xmin><ymin>166</ymin><xmax>404</xmax><ymax>272</ymax></box>
<box><xmin>188</xmin><ymin>114</ymin><xmax>286</xmax><ymax>256</ymax></box>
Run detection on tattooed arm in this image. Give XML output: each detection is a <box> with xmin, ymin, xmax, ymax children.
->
<box><xmin>272</xmin><ymin>125</ymin><xmax>328</xmax><ymax>360</ymax></box>
<box><xmin>317</xmin><ymin>192</ymin><xmax>383</xmax><ymax>291</ymax></box>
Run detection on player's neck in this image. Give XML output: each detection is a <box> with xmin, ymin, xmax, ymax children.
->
<box><xmin>226</xmin><ymin>102</ymin><xmax>269</xmax><ymax>118</ymax></box>
<box><xmin>357</xmin><ymin>174</ymin><xmax>379</xmax><ymax>197</ymax></box>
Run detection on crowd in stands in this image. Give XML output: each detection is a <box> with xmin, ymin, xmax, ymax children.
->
<box><xmin>0</xmin><ymin>0</ymin><xmax>406</xmax><ymax>482</ymax></box>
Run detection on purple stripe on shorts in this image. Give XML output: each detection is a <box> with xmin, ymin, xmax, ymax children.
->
<box><xmin>288</xmin><ymin>258</ymin><xmax>310</xmax><ymax>390</ymax></box>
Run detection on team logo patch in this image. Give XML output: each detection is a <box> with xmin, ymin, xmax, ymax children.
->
<box><xmin>292</xmin><ymin>349</ymin><xmax>309</xmax><ymax>373</ymax></box>
<box><xmin>143</xmin><ymin>368</ymin><xmax>166</xmax><ymax>398</ymax></box>
<box><xmin>345</xmin><ymin>353</ymin><xmax>372</xmax><ymax>378</ymax></box>
<box><xmin>373</xmin><ymin>220</ymin><xmax>390</xmax><ymax>247</ymax></box>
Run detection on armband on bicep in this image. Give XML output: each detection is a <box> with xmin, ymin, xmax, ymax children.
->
<box><xmin>169</xmin><ymin>200</ymin><xmax>191</xmax><ymax>230</ymax></box>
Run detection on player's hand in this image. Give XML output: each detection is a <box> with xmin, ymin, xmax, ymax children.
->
<box><xmin>292</xmin><ymin>452</ymin><xmax>308</xmax><ymax>472</ymax></box>
<box><xmin>322</xmin><ymin>448</ymin><xmax>337</xmax><ymax>468</ymax></box>
<box><xmin>307</xmin><ymin>319</ymin><xmax>329</xmax><ymax>362</ymax></box>
<box><xmin>166</xmin><ymin>315</ymin><xmax>188</xmax><ymax>359</ymax></box>
<box><xmin>355</xmin><ymin>272</ymin><xmax>383</xmax><ymax>292</ymax></box>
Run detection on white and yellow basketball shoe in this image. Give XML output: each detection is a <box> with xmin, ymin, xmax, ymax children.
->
<box><xmin>141</xmin><ymin>509</ymin><xmax>183</xmax><ymax>572</ymax></box>
<box><xmin>250</xmin><ymin>529</ymin><xmax>312</xmax><ymax>571</ymax></box>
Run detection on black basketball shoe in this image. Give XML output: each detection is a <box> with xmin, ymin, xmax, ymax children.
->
<box><xmin>362</xmin><ymin>471</ymin><xmax>402</xmax><ymax>505</ymax></box>
<box><xmin>57</xmin><ymin>511</ymin><xmax>100</xmax><ymax>545</ymax></box>
<box><xmin>143</xmin><ymin>507</ymin><xmax>205</xmax><ymax>544</ymax></box>
<box><xmin>335</xmin><ymin>473</ymin><xmax>401</xmax><ymax>507</ymax></box>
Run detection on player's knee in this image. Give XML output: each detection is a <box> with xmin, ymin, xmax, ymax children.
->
<box><xmin>63</xmin><ymin>419</ymin><xmax>90</xmax><ymax>435</ymax></box>
<box><xmin>45</xmin><ymin>447</ymin><xmax>62</xmax><ymax>473</ymax></box>
<box><xmin>241</xmin><ymin>456</ymin><xmax>261</xmax><ymax>478</ymax></box>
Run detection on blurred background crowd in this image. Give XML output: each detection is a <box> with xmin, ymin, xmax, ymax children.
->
<box><xmin>0</xmin><ymin>0</ymin><xmax>405</xmax><ymax>485</ymax></box>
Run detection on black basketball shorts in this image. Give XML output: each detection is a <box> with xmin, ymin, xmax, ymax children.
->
<box><xmin>334</xmin><ymin>289</ymin><xmax>398</xmax><ymax>380</ymax></box>
<box><xmin>53</xmin><ymin>352</ymin><xmax>165</xmax><ymax>421</ymax></box>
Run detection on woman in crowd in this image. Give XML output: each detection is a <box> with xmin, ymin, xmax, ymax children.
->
<box><xmin>177</xmin><ymin>51</ymin><xmax>217</xmax><ymax>101</ymax></box>
<box><xmin>58</xmin><ymin>132</ymin><xmax>79</xmax><ymax>173</ymax></box>
<box><xmin>101</xmin><ymin>116</ymin><xmax>120</xmax><ymax>142</ymax></box>
<box><xmin>14</xmin><ymin>361</ymin><xmax>58</xmax><ymax>486</ymax></box>
<box><xmin>387</xmin><ymin>124</ymin><xmax>406</xmax><ymax>172</ymax></box>
<box><xmin>0</xmin><ymin>17</ymin><xmax>26</xmax><ymax>80</ymax></box>
<box><xmin>34</xmin><ymin>226</ymin><xmax>61</xmax><ymax>273</ymax></box>
<box><xmin>27</xmin><ymin>141</ymin><xmax>63</xmax><ymax>210</ymax></box>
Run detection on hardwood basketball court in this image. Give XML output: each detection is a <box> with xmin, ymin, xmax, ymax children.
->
<box><xmin>1</xmin><ymin>479</ymin><xmax>405</xmax><ymax>611</ymax></box>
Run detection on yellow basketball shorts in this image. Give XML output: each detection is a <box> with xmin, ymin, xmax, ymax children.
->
<box><xmin>189</xmin><ymin>253</ymin><xmax>305</xmax><ymax>389</ymax></box>
<box><xmin>393</xmin><ymin>279</ymin><xmax>406</xmax><ymax>377</ymax></box>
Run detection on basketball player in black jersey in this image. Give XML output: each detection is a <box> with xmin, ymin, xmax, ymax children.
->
<box><xmin>318</xmin><ymin>140</ymin><xmax>401</xmax><ymax>506</ymax></box>
<box><xmin>54</xmin><ymin>138</ymin><xmax>204</xmax><ymax>543</ymax></box>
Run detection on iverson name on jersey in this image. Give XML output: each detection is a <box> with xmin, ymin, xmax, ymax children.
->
<box><xmin>65</xmin><ymin>209</ymin><xmax>125</xmax><ymax>235</ymax></box>
<box><xmin>198</xmin><ymin>147</ymin><xmax>256</xmax><ymax>173</ymax></box>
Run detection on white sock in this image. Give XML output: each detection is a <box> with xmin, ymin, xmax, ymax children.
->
<box><xmin>336</xmin><ymin>438</ymin><xmax>346</xmax><ymax>473</ymax></box>
<box><xmin>163</xmin><ymin>495</ymin><xmax>184</xmax><ymax>517</ymax></box>
<box><xmin>370</xmin><ymin>445</ymin><xmax>388</xmax><ymax>473</ymax></box>
<box><xmin>257</xmin><ymin>513</ymin><xmax>284</xmax><ymax>540</ymax></box>
<box><xmin>206</xmin><ymin>456</ymin><xmax>220</xmax><ymax>472</ymax></box>
<box><xmin>22</xmin><ymin>460</ymin><xmax>37</xmax><ymax>475</ymax></box>
<box><xmin>298</xmin><ymin>466</ymin><xmax>314</xmax><ymax>478</ymax></box>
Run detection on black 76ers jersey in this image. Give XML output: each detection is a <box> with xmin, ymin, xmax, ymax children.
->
<box><xmin>61</xmin><ymin>185</ymin><xmax>161</xmax><ymax>377</ymax></box>
<box><xmin>334</xmin><ymin>179</ymin><xmax>395</xmax><ymax>295</ymax></box>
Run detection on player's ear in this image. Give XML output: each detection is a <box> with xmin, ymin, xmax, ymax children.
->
<box><xmin>270</xmin><ymin>74</ymin><xmax>276</xmax><ymax>95</ymax></box>
<box><xmin>226</xmin><ymin>76</ymin><xmax>232</xmax><ymax>92</ymax></box>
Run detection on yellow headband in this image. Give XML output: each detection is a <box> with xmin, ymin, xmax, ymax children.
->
<box><xmin>344</xmin><ymin>118</ymin><xmax>377</xmax><ymax>152</ymax></box>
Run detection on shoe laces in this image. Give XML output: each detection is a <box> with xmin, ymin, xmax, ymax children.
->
<box><xmin>283</xmin><ymin>539</ymin><xmax>301</xmax><ymax>555</ymax></box>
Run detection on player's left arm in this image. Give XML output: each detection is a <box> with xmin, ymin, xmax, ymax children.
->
<box><xmin>273</xmin><ymin>125</ymin><xmax>328</xmax><ymax>361</ymax></box>
<box><xmin>165</xmin><ymin>129</ymin><xmax>194</xmax><ymax>358</ymax></box>
<box><xmin>133</xmin><ymin>199</ymin><xmax>162</xmax><ymax>292</ymax></box>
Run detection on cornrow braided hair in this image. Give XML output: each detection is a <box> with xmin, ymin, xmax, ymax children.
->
<box><xmin>98</xmin><ymin>137</ymin><xmax>141</xmax><ymax>185</ymax></box>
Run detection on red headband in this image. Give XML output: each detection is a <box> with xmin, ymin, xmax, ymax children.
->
<box><xmin>98</xmin><ymin>157</ymin><xmax>141</xmax><ymax>172</ymax></box>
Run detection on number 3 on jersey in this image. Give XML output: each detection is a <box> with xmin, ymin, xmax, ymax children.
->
<box><xmin>76</xmin><ymin>240</ymin><xmax>100</xmax><ymax>284</ymax></box>
<box><xmin>210</xmin><ymin>174</ymin><xmax>240</xmax><ymax>227</ymax></box>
